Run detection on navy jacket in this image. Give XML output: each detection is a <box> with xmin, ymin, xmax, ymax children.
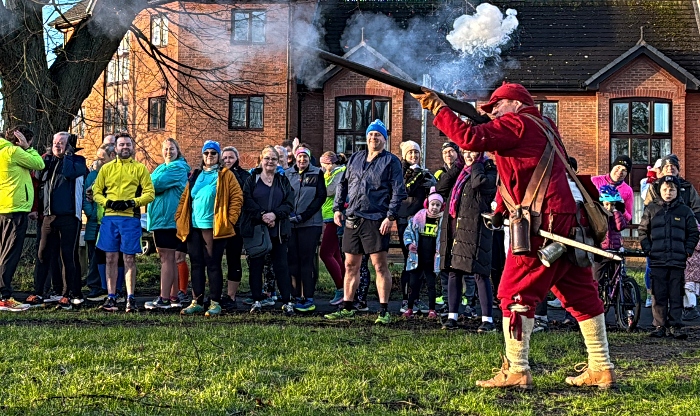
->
<box><xmin>639</xmin><ymin>196</ymin><xmax>699</xmax><ymax>269</ymax></box>
<box><xmin>40</xmin><ymin>153</ymin><xmax>88</xmax><ymax>219</ymax></box>
<box><xmin>333</xmin><ymin>149</ymin><xmax>407</xmax><ymax>221</ymax></box>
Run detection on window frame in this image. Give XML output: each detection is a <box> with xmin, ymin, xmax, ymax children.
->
<box><xmin>148</xmin><ymin>96</ymin><xmax>167</xmax><ymax>131</ymax></box>
<box><xmin>150</xmin><ymin>14</ymin><xmax>169</xmax><ymax>48</ymax></box>
<box><xmin>535</xmin><ymin>100</ymin><xmax>559</xmax><ymax>125</ymax></box>
<box><xmin>334</xmin><ymin>96</ymin><xmax>391</xmax><ymax>154</ymax></box>
<box><xmin>231</xmin><ymin>10</ymin><xmax>266</xmax><ymax>44</ymax></box>
<box><xmin>228</xmin><ymin>95</ymin><xmax>264</xmax><ymax>130</ymax></box>
<box><xmin>104</xmin><ymin>101</ymin><xmax>129</xmax><ymax>135</ymax></box>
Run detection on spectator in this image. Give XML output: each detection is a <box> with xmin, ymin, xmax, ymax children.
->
<box><xmin>285</xmin><ymin>145</ymin><xmax>326</xmax><ymax>312</ymax></box>
<box><xmin>241</xmin><ymin>146</ymin><xmax>295</xmax><ymax>315</ymax></box>
<box><xmin>26</xmin><ymin>132</ymin><xmax>87</xmax><ymax>309</ymax></box>
<box><xmin>644</xmin><ymin>154</ymin><xmax>700</xmax><ymax>220</ymax></box>
<box><xmin>175</xmin><ymin>141</ymin><xmax>243</xmax><ymax>316</ymax></box>
<box><xmin>639</xmin><ymin>175</ymin><xmax>699</xmax><ymax>339</ymax></box>
<box><xmin>145</xmin><ymin>139</ymin><xmax>191</xmax><ymax>310</ymax></box>
<box><xmin>319</xmin><ymin>151</ymin><xmax>347</xmax><ymax>305</ymax></box>
<box><xmin>93</xmin><ymin>133</ymin><xmax>155</xmax><ymax>312</ymax></box>
<box><xmin>275</xmin><ymin>145</ymin><xmax>290</xmax><ymax>170</ymax></box>
<box><xmin>593</xmin><ymin>185</ymin><xmax>629</xmax><ymax>281</ymax></box>
<box><xmin>640</xmin><ymin>158</ymin><xmax>662</xmax><ymax>307</ymax></box>
<box><xmin>402</xmin><ymin>189</ymin><xmax>444</xmax><ymax>319</ymax></box>
<box><xmin>84</xmin><ymin>143</ymin><xmax>117</xmax><ymax>302</ymax></box>
<box><xmin>0</xmin><ymin>126</ymin><xmax>45</xmax><ymax>310</ymax></box>
<box><xmin>591</xmin><ymin>156</ymin><xmax>634</xmax><ymax>222</ymax></box>
<box><xmin>220</xmin><ymin>146</ymin><xmax>250</xmax><ymax>310</ymax></box>
<box><xmin>437</xmin><ymin>149</ymin><xmax>497</xmax><ymax>332</ymax></box>
<box><xmin>397</xmin><ymin>140</ymin><xmax>435</xmax><ymax>314</ymax></box>
<box><xmin>683</xmin><ymin>223</ymin><xmax>700</xmax><ymax>321</ymax></box>
<box><xmin>325</xmin><ymin>119</ymin><xmax>407</xmax><ymax>325</ymax></box>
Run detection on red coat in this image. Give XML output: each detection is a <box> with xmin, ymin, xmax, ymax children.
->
<box><xmin>434</xmin><ymin>106</ymin><xmax>578</xmax><ymax>216</ymax></box>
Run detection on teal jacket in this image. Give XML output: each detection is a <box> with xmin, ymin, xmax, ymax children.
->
<box><xmin>83</xmin><ymin>169</ymin><xmax>99</xmax><ymax>241</ymax></box>
<box><xmin>147</xmin><ymin>157</ymin><xmax>190</xmax><ymax>231</ymax></box>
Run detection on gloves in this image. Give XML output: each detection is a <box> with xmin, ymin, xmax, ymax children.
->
<box><xmin>106</xmin><ymin>200</ymin><xmax>115</xmax><ymax>209</ymax></box>
<box><xmin>289</xmin><ymin>213</ymin><xmax>302</xmax><ymax>224</ymax></box>
<box><xmin>491</xmin><ymin>212</ymin><xmax>504</xmax><ymax>229</ymax></box>
<box><xmin>109</xmin><ymin>200</ymin><xmax>136</xmax><ymax>211</ymax></box>
<box><xmin>646</xmin><ymin>168</ymin><xmax>657</xmax><ymax>184</ymax></box>
<box><xmin>410</xmin><ymin>87</ymin><xmax>447</xmax><ymax>116</ymax></box>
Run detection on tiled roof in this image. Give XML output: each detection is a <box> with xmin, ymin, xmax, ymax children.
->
<box><xmin>48</xmin><ymin>0</ymin><xmax>95</xmax><ymax>28</ymax></box>
<box><xmin>319</xmin><ymin>0</ymin><xmax>700</xmax><ymax>91</ymax></box>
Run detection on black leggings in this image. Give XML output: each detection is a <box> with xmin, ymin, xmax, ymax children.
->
<box><xmin>407</xmin><ymin>263</ymin><xmax>437</xmax><ymax>310</ymax></box>
<box><xmin>448</xmin><ymin>272</ymin><xmax>493</xmax><ymax>317</ymax></box>
<box><xmin>225</xmin><ymin>234</ymin><xmax>244</xmax><ymax>282</ymax></box>
<box><xmin>187</xmin><ymin>228</ymin><xmax>226</xmax><ymax>304</ymax></box>
<box><xmin>288</xmin><ymin>226</ymin><xmax>322</xmax><ymax>299</ymax></box>
<box><xmin>249</xmin><ymin>239</ymin><xmax>291</xmax><ymax>303</ymax></box>
<box><xmin>34</xmin><ymin>215</ymin><xmax>81</xmax><ymax>297</ymax></box>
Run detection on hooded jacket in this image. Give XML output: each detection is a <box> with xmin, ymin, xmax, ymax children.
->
<box><xmin>148</xmin><ymin>157</ymin><xmax>191</xmax><ymax>231</ymax></box>
<box><xmin>644</xmin><ymin>176</ymin><xmax>700</xmax><ymax>222</ymax></box>
<box><xmin>322</xmin><ymin>165</ymin><xmax>345</xmax><ymax>221</ymax></box>
<box><xmin>92</xmin><ymin>157</ymin><xmax>155</xmax><ymax>217</ymax></box>
<box><xmin>284</xmin><ymin>164</ymin><xmax>326</xmax><ymax>228</ymax></box>
<box><xmin>639</xmin><ymin>195</ymin><xmax>699</xmax><ymax>269</ymax></box>
<box><xmin>175</xmin><ymin>167</ymin><xmax>243</xmax><ymax>241</ymax></box>
<box><xmin>0</xmin><ymin>139</ymin><xmax>45</xmax><ymax>213</ymax></box>
<box><xmin>39</xmin><ymin>153</ymin><xmax>87</xmax><ymax>220</ymax></box>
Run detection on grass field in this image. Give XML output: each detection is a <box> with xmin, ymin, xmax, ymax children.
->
<box><xmin>3</xmin><ymin>250</ymin><xmax>698</xmax><ymax>415</ymax></box>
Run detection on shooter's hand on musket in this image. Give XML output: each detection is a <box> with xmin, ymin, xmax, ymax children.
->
<box><xmin>411</xmin><ymin>87</ymin><xmax>447</xmax><ymax>116</ymax></box>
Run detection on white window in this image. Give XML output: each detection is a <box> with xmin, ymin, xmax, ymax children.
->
<box><xmin>151</xmin><ymin>15</ymin><xmax>169</xmax><ymax>47</ymax></box>
<box><xmin>232</xmin><ymin>11</ymin><xmax>265</xmax><ymax>44</ymax></box>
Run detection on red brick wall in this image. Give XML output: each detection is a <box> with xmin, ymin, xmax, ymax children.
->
<box><xmin>685</xmin><ymin>93</ymin><xmax>700</xmax><ymax>188</ymax></box>
<box><xmin>299</xmin><ymin>92</ymin><xmax>325</xmax><ymax>156</ymax></box>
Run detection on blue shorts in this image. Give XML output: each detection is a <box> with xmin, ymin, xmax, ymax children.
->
<box><xmin>97</xmin><ymin>216</ymin><xmax>142</xmax><ymax>255</ymax></box>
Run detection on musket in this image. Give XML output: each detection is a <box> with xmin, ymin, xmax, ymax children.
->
<box><xmin>296</xmin><ymin>44</ymin><xmax>492</xmax><ymax>125</ymax></box>
<box><xmin>482</xmin><ymin>214</ymin><xmax>623</xmax><ymax>262</ymax></box>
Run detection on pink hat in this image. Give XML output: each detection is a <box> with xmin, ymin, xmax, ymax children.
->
<box><xmin>427</xmin><ymin>186</ymin><xmax>443</xmax><ymax>205</ymax></box>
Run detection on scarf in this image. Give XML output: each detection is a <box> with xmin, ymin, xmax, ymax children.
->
<box><xmin>449</xmin><ymin>154</ymin><xmax>486</xmax><ymax>218</ymax></box>
<box><xmin>606</xmin><ymin>174</ymin><xmax>623</xmax><ymax>187</ymax></box>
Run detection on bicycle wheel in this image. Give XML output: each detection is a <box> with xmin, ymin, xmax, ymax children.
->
<box><xmin>615</xmin><ymin>277</ymin><xmax>641</xmax><ymax>331</ymax></box>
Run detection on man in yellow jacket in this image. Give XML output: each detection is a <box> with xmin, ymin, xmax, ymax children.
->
<box><xmin>0</xmin><ymin>126</ymin><xmax>45</xmax><ymax>311</ymax></box>
<box><xmin>92</xmin><ymin>133</ymin><xmax>154</xmax><ymax>312</ymax></box>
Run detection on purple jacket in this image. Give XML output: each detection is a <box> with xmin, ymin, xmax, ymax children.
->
<box><xmin>601</xmin><ymin>210</ymin><xmax>628</xmax><ymax>251</ymax></box>
<box><xmin>591</xmin><ymin>175</ymin><xmax>634</xmax><ymax>222</ymax></box>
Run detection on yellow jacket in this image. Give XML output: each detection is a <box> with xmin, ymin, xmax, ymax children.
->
<box><xmin>0</xmin><ymin>139</ymin><xmax>45</xmax><ymax>214</ymax></box>
<box><xmin>175</xmin><ymin>168</ymin><xmax>243</xmax><ymax>241</ymax></box>
<box><xmin>93</xmin><ymin>157</ymin><xmax>155</xmax><ymax>217</ymax></box>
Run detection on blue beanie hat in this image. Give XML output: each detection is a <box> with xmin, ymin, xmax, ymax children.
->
<box><xmin>366</xmin><ymin>119</ymin><xmax>388</xmax><ymax>139</ymax></box>
<box><xmin>202</xmin><ymin>140</ymin><xmax>221</xmax><ymax>154</ymax></box>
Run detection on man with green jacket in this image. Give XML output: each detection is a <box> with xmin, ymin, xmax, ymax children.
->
<box><xmin>0</xmin><ymin>126</ymin><xmax>45</xmax><ymax>310</ymax></box>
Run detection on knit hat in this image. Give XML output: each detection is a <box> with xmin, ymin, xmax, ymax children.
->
<box><xmin>320</xmin><ymin>151</ymin><xmax>337</xmax><ymax>164</ymax></box>
<box><xmin>202</xmin><ymin>140</ymin><xmax>221</xmax><ymax>154</ymax></box>
<box><xmin>611</xmin><ymin>155</ymin><xmax>632</xmax><ymax>171</ymax></box>
<box><xmin>659</xmin><ymin>175</ymin><xmax>680</xmax><ymax>189</ymax></box>
<box><xmin>427</xmin><ymin>188</ymin><xmax>444</xmax><ymax>205</ymax></box>
<box><xmin>400</xmin><ymin>140</ymin><xmax>421</xmax><ymax>160</ymax></box>
<box><xmin>661</xmin><ymin>154</ymin><xmax>680</xmax><ymax>170</ymax></box>
<box><xmin>442</xmin><ymin>142</ymin><xmax>459</xmax><ymax>153</ymax></box>
<box><xmin>366</xmin><ymin>119</ymin><xmax>388</xmax><ymax>139</ymax></box>
<box><xmin>295</xmin><ymin>146</ymin><xmax>311</xmax><ymax>158</ymax></box>
<box><xmin>652</xmin><ymin>158</ymin><xmax>663</xmax><ymax>170</ymax></box>
<box><xmin>481</xmin><ymin>82</ymin><xmax>535</xmax><ymax>113</ymax></box>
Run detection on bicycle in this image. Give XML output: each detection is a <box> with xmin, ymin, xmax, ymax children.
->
<box><xmin>597</xmin><ymin>249</ymin><xmax>642</xmax><ymax>331</ymax></box>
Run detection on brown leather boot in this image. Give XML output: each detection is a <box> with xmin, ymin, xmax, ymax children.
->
<box><xmin>565</xmin><ymin>364</ymin><xmax>617</xmax><ymax>389</ymax></box>
<box><xmin>476</xmin><ymin>356</ymin><xmax>533</xmax><ymax>390</ymax></box>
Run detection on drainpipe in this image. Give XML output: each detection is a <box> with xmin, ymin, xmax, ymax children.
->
<box><xmin>420</xmin><ymin>74</ymin><xmax>431</xmax><ymax>167</ymax></box>
<box><xmin>285</xmin><ymin>2</ymin><xmax>292</xmax><ymax>141</ymax></box>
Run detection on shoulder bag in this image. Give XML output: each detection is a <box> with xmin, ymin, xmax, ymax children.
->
<box><xmin>243</xmin><ymin>176</ymin><xmax>274</xmax><ymax>258</ymax></box>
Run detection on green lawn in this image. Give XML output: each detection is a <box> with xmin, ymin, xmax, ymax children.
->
<box><xmin>1</xmin><ymin>309</ymin><xmax>699</xmax><ymax>415</ymax></box>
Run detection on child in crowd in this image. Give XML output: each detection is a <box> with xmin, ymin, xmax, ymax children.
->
<box><xmin>402</xmin><ymin>188</ymin><xmax>443</xmax><ymax>319</ymax></box>
<box><xmin>639</xmin><ymin>176</ymin><xmax>699</xmax><ymax>339</ymax></box>
<box><xmin>682</xmin><ymin>223</ymin><xmax>700</xmax><ymax>321</ymax></box>
<box><xmin>594</xmin><ymin>185</ymin><xmax>629</xmax><ymax>282</ymax></box>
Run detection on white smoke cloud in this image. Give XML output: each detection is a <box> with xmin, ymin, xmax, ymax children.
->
<box><xmin>447</xmin><ymin>5</ymin><xmax>518</xmax><ymax>58</ymax></box>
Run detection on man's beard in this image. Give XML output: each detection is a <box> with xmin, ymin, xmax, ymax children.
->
<box><xmin>119</xmin><ymin>150</ymin><xmax>132</xmax><ymax>159</ymax></box>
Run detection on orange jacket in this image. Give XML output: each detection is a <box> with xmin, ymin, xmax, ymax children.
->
<box><xmin>175</xmin><ymin>168</ymin><xmax>243</xmax><ymax>241</ymax></box>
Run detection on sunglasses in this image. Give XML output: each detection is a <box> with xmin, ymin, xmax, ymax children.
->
<box><xmin>203</xmin><ymin>151</ymin><xmax>218</xmax><ymax>156</ymax></box>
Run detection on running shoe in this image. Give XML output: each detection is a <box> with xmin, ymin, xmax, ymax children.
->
<box><xmin>532</xmin><ymin>318</ymin><xmax>549</xmax><ymax>333</ymax></box>
<box><xmin>205</xmin><ymin>300</ymin><xmax>222</xmax><ymax>317</ymax></box>
<box><xmin>177</xmin><ymin>290</ymin><xmax>191</xmax><ymax>305</ymax></box>
<box><xmin>459</xmin><ymin>306</ymin><xmax>478</xmax><ymax>321</ymax></box>
<box><xmin>375</xmin><ymin>310</ymin><xmax>391</xmax><ymax>325</ymax></box>
<box><xmin>435</xmin><ymin>296</ymin><xmax>445</xmax><ymax>306</ymax></box>
<box><xmin>547</xmin><ymin>298</ymin><xmax>563</xmax><ymax>308</ymax></box>
<box><xmin>427</xmin><ymin>310</ymin><xmax>438</xmax><ymax>319</ymax></box>
<box><xmin>282</xmin><ymin>302</ymin><xmax>295</xmax><ymax>316</ymax></box>
<box><xmin>669</xmin><ymin>326</ymin><xmax>687</xmax><ymax>340</ymax></box>
<box><xmin>71</xmin><ymin>295</ymin><xmax>85</xmax><ymax>306</ymax></box>
<box><xmin>86</xmin><ymin>288</ymin><xmax>108</xmax><ymax>302</ymax></box>
<box><xmin>402</xmin><ymin>309</ymin><xmax>414</xmax><ymax>319</ymax></box>
<box><xmin>102</xmin><ymin>297</ymin><xmax>118</xmax><ymax>312</ymax></box>
<box><xmin>399</xmin><ymin>300</ymin><xmax>416</xmax><ymax>313</ymax></box>
<box><xmin>415</xmin><ymin>300</ymin><xmax>430</xmax><ymax>314</ymax></box>
<box><xmin>169</xmin><ymin>297</ymin><xmax>182</xmax><ymax>308</ymax></box>
<box><xmin>294</xmin><ymin>298</ymin><xmax>316</xmax><ymax>312</ymax></box>
<box><xmin>43</xmin><ymin>293</ymin><xmax>62</xmax><ymax>303</ymax></box>
<box><xmin>219</xmin><ymin>295</ymin><xmax>236</xmax><ymax>311</ymax></box>
<box><xmin>181</xmin><ymin>300</ymin><xmax>204</xmax><ymax>315</ymax></box>
<box><xmin>682</xmin><ymin>307</ymin><xmax>700</xmax><ymax>321</ymax></box>
<box><xmin>260</xmin><ymin>297</ymin><xmax>275</xmax><ymax>307</ymax></box>
<box><xmin>442</xmin><ymin>318</ymin><xmax>459</xmax><ymax>330</ymax></box>
<box><xmin>477</xmin><ymin>321</ymin><xmax>497</xmax><ymax>333</ymax></box>
<box><xmin>125</xmin><ymin>297</ymin><xmax>139</xmax><ymax>313</ymax></box>
<box><xmin>116</xmin><ymin>292</ymin><xmax>126</xmax><ymax>304</ymax></box>
<box><xmin>324</xmin><ymin>309</ymin><xmax>355</xmax><ymax>320</ymax></box>
<box><xmin>56</xmin><ymin>297</ymin><xmax>72</xmax><ymax>311</ymax></box>
<box><xmin>145</xmin><ymin>297</ymin><xmax>171</xmax><ymax>310</ymax></box>
<box><xmin>329</xmin><ymin>289</ymin><xmax>344</xmax><ymax>306</ymax></box>
<box><xmin>243</xmin><ymin>297</ymin><xmax>255</xmax><ymax>305</ymax></box>
<box><xmin>249</xmin><ymin>301</ymin><xmax>262</xmax><ymax>314</ymax></box>
<box><xmin>353</xmin><ymin>301</ymin><xmax>369</xmax><ymax>312</ymax></box>
<box><xmin>24</xmin><ymin>295</ymin><xmax>45</xmax><ymax>308</ymax></box>
<box><xmin>461</xmin><ymin>296</ymin><xmax>468</xmax><ymax>306</ymax></box>
<box><xmin>0</xmin><ymin>298</ymin><xmax>30</xmax><ymax>311</ymax></box>
<box><xmin>649</xmin><ymin>326</ymin><xmax>667</xmax><ymax>338</ymax></box>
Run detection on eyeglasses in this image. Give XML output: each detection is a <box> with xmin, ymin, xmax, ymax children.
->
<box><xmin>263</xmin><ymin>157</ymin><xmax>278</xmax><ymax>162</ymax></box>
<box><xmin>203</xmin><ymin>151</ymin><xmax>218</xmax><ymax>156</ymax></box>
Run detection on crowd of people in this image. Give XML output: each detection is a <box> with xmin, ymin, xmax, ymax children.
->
<box><xmin>0</xmin><ymin>85</ymin><xmax>698</xmax><ymax>350</ymax></box>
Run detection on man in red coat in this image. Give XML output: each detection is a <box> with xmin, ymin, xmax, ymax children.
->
<box><xmin>412</xmin><ymin>83</ymin><xmax>616</xmax><ymax>390</ymax></box>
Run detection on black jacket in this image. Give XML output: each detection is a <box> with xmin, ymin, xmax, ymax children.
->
<box><xmin>40</xmin><ymin>153</ymin><xmax>88</xmax><ymax>217</ymax></box>
<box><xmin>645</xmin><ymin>176</ymin><xmax>700</xmax><ymax>222</ymax></box>
<box><xmin>229</xmin><ymin>162</ymin><xmax>251</xmax><ymax>228</ymax></box>
<box><xmin>239</xmin><ymin>168</ymin><xmax>294</xmax><ymax>242</ymax></box>
<box><xmin>397</xmin><ymin>160</ymin><xmax>435</xmax><ymax>221</ymax></box>
<box><xmin>639</xmin><ymin>196</ymin><xmax>699</xmax><ymax>269</ymax></box>
<box><xmin>439</xmin><ymin>160</ymin><xmax>497</xmax><ymax>275</ymax></box>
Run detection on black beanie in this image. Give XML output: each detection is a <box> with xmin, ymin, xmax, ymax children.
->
<box><xmin>612</xmin><ymin>155</ymin><xmax>632</xmax><ymax>171</ymax></box>
<box><xmin>442</xmin><ymin>142</ymin><xmax>459</xmax><ymax>153</ymax></box>
<box><xmin>659</xmin><ymin>175</ymin><xmax>680</xmax><ymax>189</ymax></box>
<box><xmin>661</xmin><ymin>154</ymin><xmax>680</xmax><ymax>170</ymax></box>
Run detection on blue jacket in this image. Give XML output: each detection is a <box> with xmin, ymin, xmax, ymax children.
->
<box><xmin>39</xmin><ymin>153</ymin><xmax>87</xmax><ymax>219</ymax></box>
<box><xmin>148</xmin><ymin>157</ymin><xmax>190</xmax><ymax>231</ymax></box>
<box><xmin>83</xmin><ymin>169</ymin><xmax>99</xmax><ymax>241</ymax></box>
<box><xmin>333</xmin><ymin>149</ymin><xmax>407</xmax><ymax>221</ymax></box>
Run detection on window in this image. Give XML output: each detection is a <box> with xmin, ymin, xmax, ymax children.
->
<box><xmin>335</xmin><ymin>97</ymin><xmax>391</xmax><ymax>154</ymax></box>
<box><xmin>232</xmin><ymin>11</ymin><xmax>266</xmax><ymax>43</ymax></box>
<box><xmin>535</xmin><ymin>101</ymin><xmax>558</xmax><ymax>125</ymax></box>
<box><xmin>117</xmin><ymin>34</ymin><xmax>131</xmax><ymax>55</ymax></box>
<box><xmin>229</xmin><ymin>95</ymin><xmax>264</xmax><ymax>129</ymax></box>
<box><xmin>104</xmin><ymin>102</ymin><xmax>129</xmax><ymax>134</ymax></box>
<box><xmin>610</xmin><ymin>98</ymin><xmax>671</xmax><ymax>191</ymax></box>
<box><xmin>106</xmin><ymin>56</ymin><xmax>129</xmax><ymax>84</ymax></box>
<box><xmin>151</xmin><ymin>15</ymin><xmax>169</xmax><ymax>47</ymax></box>
<box><xmin>148</xmin><ymin>97</ymin><xmax>166</xmax><ymax>131</ymax></box>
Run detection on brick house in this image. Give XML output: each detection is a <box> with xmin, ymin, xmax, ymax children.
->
<box><xmin>56</xmin><ymin>0</ymin><xmax>700</xmax><ymax>223</ymax></box>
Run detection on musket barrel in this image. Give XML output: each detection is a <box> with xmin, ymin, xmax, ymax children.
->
<box><xmin>299</xmin><ymin>45</ymin><xmax>492</xmax><ymax>124</ymax></box>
